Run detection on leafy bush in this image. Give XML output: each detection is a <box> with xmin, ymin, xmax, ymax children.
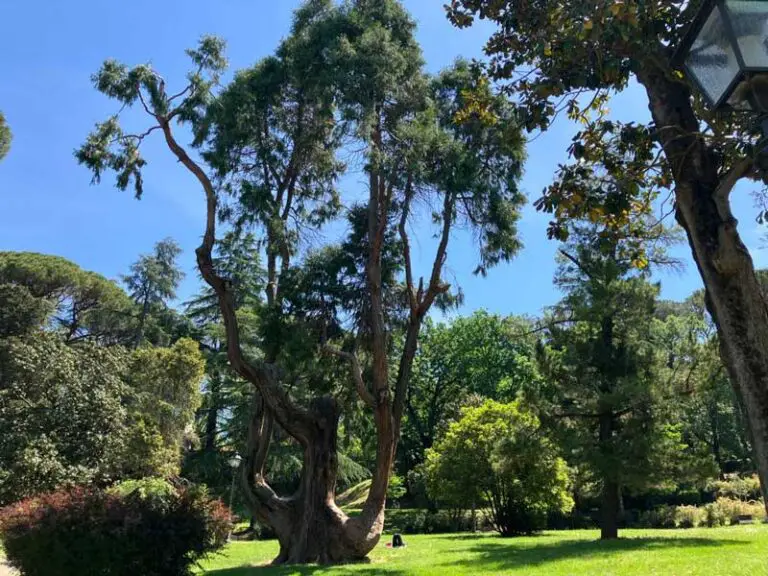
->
<box><xmin>637</xmin><ymin>505</ymin><xmax>677</xmax><ymax>529</ymax></box>
<box><xmin>425</xmin><ymin>400</ymin><xmax>573</xmax><ymax>537</ymax></box>
<box><xmin>0</xmin><ymin>480</ymin><xmax>230</xmax><ymax>576</ymax></box>
<box><xmin>674</xmin><ymin>505</ymin><xmax>705</xmax><ymax>528</ymax></box>
<box><xmin>711</xmin><ymin>497</ymin><xmax>765</xmax><ymax>525</ymax></box>
<box><xmin>377</xmin><ymin>508</ymin><xmax>491</xmax><ymax>534</ymax></box>
<box><xmin>708</xmin><ymin>475</ymin><xmax>762</xmax><ymax>502</ymax></box>
<box><xmin>703</xmin><ymin>502</ymin><xmax>728</xmax><ymax>527</ymax></box>
<box><xmin>629</xmin><ymin>498</ymin><xmax>766</xmax><ymax>529</ymax></box>
<box><xmin>387</xmin><ymin>474</ymin><xmax>407</xmax><ymax>504</ymax></box>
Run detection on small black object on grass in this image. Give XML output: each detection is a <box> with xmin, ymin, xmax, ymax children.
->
<box><xmin>392</xmin><ymin>533</ymin><xmax>405</xmax><ymax>548</ymax></box>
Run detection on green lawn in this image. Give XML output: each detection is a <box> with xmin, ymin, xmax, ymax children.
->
<box><xmin>197</xmin><ymin>526</ymin><xmax>768</xmax><ymax>575</ymax></box>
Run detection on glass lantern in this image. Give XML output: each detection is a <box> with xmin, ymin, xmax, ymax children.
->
<box><xmin>677</xmin><ymin>0</ymin><xmax>768</xmax><ymax>111</ymax></box>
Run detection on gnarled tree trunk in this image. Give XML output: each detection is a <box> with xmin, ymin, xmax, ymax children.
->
<box><xmin>638</xmin><ymin>62</ymin><xmax>768</xmax><ymax>511</ymax></box>
<box><xmin>239</xmin><ymin>389</ymin><xmax>389</xmax><ymax>564</ymax></box>
<box><xmin>240</xmin><ymin>394</ymin><xmax>385</xmax><ymax>564</ymax></box>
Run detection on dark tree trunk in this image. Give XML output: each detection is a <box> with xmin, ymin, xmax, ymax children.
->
<box><xmin>133</xmin><ymin>296</ymin><xmax>150</xmax><ymax>349</ymax></box>
<box><xmin>637</xmin><ymin>62</ymin><xmax>768</xmax><ymax>512</ymax></box>
<box><xmin>599</xmin><ymin>411</ymin><xmax>619</xmax><ymax>540</ymax></box>
<box><xmin>708</xmin><ymin>402</ymin><xmax>725</xmax><ymax>478</ymax></box>
<box><xmin>204</xmin><ymin>372</ymin><xmax>221</xmax><ymax>452</ymax></box>
<box><xmin>600</xmin><ymin>479</ymin><xmax>620</xmax><ymax>541</ymax></box>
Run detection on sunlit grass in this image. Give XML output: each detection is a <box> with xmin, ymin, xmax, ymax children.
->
<box><xmin>197</xmin><ymin>525</ymin><xmax>768</xmax><ymax>575</ymax></box>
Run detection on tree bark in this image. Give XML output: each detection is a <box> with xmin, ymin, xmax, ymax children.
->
<box><xmin>636</xmin><ymin>61</ymin><xmax>768</xmax><ymax>511</ymax></box>
<box><xmin>240</xmin><ymin>394</ymin><xmax>384</xmax><ymax>564</ymax></box>
<box><xmin>599</xmin><ymin>411</ymin><xmax>619</xmax><ymax>540</ymax></box>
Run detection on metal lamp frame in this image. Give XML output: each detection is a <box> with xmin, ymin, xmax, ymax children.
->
<box><xmin>674</xmin><ymin>0</ymin><xmax>768</xmax><ymax>111</ymax></box>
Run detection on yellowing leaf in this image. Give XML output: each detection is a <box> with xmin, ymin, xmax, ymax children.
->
<box><xmin>584</xmin><ymin>19</ymin><xmax>594</xmax><ymax>31</ymax></box>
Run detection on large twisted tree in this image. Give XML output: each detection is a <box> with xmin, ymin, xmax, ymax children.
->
<box><xmin>77</xmin><ymin>0</ymin><xmax>525</xmax><ymax>564</ymax></box>
<box><xmin>448</xmin><ymin>0</ymin><xmax>768</xmax><ymax>511</ymax></box>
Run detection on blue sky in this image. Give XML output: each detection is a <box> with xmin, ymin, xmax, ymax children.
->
<box><xmin>0</xmin><ymin>0</ymin><xmax>765</xmax><ymax>318</ymax></box>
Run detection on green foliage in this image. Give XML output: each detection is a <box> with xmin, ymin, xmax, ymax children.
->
<box><xmin>76</xmin><ymin>36</ymin><xmax>226</xmax><ymax>198</ymax></box>
<box><xmin>425</xmin><ymin>400</ymin><xmax>572</xmax><ymax>536</ymax></box>
<box><xmin>0</xmin><ymin>333</ymin><xmax>129</xmax><ymax>504</ymax></box>
<box><xmin>0</xmin><ymin>284</ymin><xmax>52</xmax><ymax>337</ymax></box>
<box><xmin>402</xmin><ymin>311</ymin><xmax>541</xmax><ymax>477</ymax></box>
<box><xmin>708</xmin><ymin>475</ymin><xmax>762</xmax><ymax>502</ymax></box>
<box><xmin>124</xmin><ymin>338</ymin><xmax>205</xmax><ymax>477</ymax></box>
<box><xmin>0</xmin><ymin>111</ymin><xmax>11</xmax><ymax>163</ymax></box>
<box><xmin>709</xmin><ymin>498</ymin><xmax>765</xmax><ymax>526</ymax></box>
<box><xmin>122</xmin><ymin>238</ymin><xmax>186</xmax><ymax>347</ymax></box>
<box><xmin>0</xmin><ymin>251</ymin><xmax>135</xmax><ymax>344</ymax></box>
<box><xmin>540</xmin><ymin>224</ymin><xmax>700</xmax><ymax>528</ymax></box>
<box><xmin>0</xmin><ymin>483</ymin><xmax>230</xmax><ymax>576</ymax></box>
<box><xmin>655</xmin><ymin>293</ymin><xmax>753</xmax><ymax>477</ymax></box>
<box><xmin>387</xmin><ymin>474</ymin><xmax>407</xmax><ymax>502</ymax></box>
<box><xmin>109</xmin><ymin>477</ymin><xmax>177</xmax><ymax>505</ymax></box>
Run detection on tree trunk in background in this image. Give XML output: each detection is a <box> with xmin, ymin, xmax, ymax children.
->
<box><xmin>639</xmin><ymin>63</ymin><xmax>768</xmax><ymax>512</ymax></box>
<box><xmin>599</xmin><ymin>411</ymin><xmax>619</xmax><ymax>540</ymax></box>
<box><xmin>204</xmin><ymin>372</ymin><xmax>221</xmax><ymax>452</ymax></box>
<box><xmin>134</xmin><ymin>297</ymin><xmax>150</xmax><ymax>349</ymax></box>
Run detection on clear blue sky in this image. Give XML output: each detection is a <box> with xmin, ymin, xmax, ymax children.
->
<box><xmin>0</xmin><ymin>0</ymin><xmax>764</xmax><ymax>318</ymax></box>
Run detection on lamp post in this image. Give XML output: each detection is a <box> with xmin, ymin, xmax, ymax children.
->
<box><xmin>675</xmin><ymin>0</ymin><xmax>768</xmax><ymax>118</ymax></box>
<box><xmin>227</xmin><ymin>453</ymin><xmax>242</xmax><ymax>541</ymax></box>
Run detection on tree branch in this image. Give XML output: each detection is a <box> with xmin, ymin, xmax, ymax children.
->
<box><xmin>323</xmin><ymin>344</ymin><xmax>376</xmax><ymax>408</ymax></box>
<box><xmin>715</xmin><ymin>156</ymin><xmax>754</xmax><ymax>201</ymax></box>
<box><xmin>419</xmin><ymin>192</ymin><xmax>454</xmax><ymax>314</ymax></box>
<box><xmin>559</xmin><ymin>249</ymin><xmax>594</xmax><ymax>280</ymax></box>
<box><xmin>399</xmin><ymin>174</ymin><xmax>418</xmax><ymax>315</ymax></box>
<box><xmin>157</xmin><ymin>115</ymin><xmax>317</xmax><ymax>446</ymax></box>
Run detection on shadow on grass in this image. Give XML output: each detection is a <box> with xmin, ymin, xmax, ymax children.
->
<box><xmin>201</xmin><ymin>563</ymin><xmax>410</xmax><ymax>576</ymax></box>
<box><xmin>445</xmin><ymin>535</ymin><xmax>749</xmax><ymax>572</ymax></box>
<box><xmin>201</xmin><ymin>534</ymin><xmax>749</xmax><ymax>575</ymax></box>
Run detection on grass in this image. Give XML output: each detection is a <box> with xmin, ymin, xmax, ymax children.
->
<box><xmin>197</xmin><ymin>526</ymin><xmax>768</xmax><ymax>575</ymax></box>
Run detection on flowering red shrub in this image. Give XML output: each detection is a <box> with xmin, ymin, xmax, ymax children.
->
<box><xmin>0</xmin><ymin>481</ymin><xmax>230</xmax><ymax>576</ymax></box>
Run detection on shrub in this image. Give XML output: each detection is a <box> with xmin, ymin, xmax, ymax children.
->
<box><xmin>379</xmin><ymin>508</ymin><xmax>491</xmax><ymax>534</ymax></box>
<box><xmin>0</xmin><ymin>480</ymin><xmax>230</xmax><ymax>576</ymax></box>
<box><xmin>387</xmin><ymin>474</ymin><xmax>407</xmax><ymax>506</ymax></box>
<box><xmin>674</xmin><ymin>505</ymin><xmax>705</xmax><ymax>528</ymax></box>
<box><xmin>708</xmin><ymin>475</ymin><xmax>762</xmax><ymax>502</ymax></box>
<box><xmin>703</xmin><ymin>502</ymin><xmax>728</xmax><ymax>527</ymax></box>
<box><xmin>637</xmin><ymin>505</ymin><xmax>677</xmax><ymax>528</ymax></box>
<box><xmin>712</xmin><ymin>497</ymin><xmax>765</xmax><ymax>525</ymax></box>
<box><xmin>425</xmin><ymin>400</ymin><xmax>573</xmax><ymax>537</ymax></box>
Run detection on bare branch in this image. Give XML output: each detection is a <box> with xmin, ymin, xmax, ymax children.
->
<box><xmin>323</xmin><ymin>345</ymin><xmax>376</xmax><ymax>408</ymax></box>
<box><xmin>167</xmin><ymin>85</ymin><xmax>192</xmax><ymax>104</ymax></box>
<box><xmin>156</xmin><ymin>116</ymin><xmax>317</xmax><ymax>446</ymax></box>
<box><xmin>559</xmin><ymin>249</ymin><xmax>594</xmax><ymax>280</ymax></box>
<box><xmin>420</xmin><ymin>193</ymin><xmax>454</xmax><ymax>314</ymax></box>
<box><xmin>120</xmin><ymin>124</ymin><xmax>162</xmax><ymax>142</ymax></box>
<box><xmin>399</xmin><ymin>174</ymin><xmax>418</xmax><ymax>315</ymax></box>
<box><xmin>136</xmin><ymin>87</ymin><xmax>156</xmax><ymax>118</ymax></box>
<box><xmin>715</xmin><ymin>156</ymin><xmax>754</xmax><ymax>201</ymax></box>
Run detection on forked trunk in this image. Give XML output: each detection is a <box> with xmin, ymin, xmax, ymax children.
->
<box><xmin>240</xmin><ymin>394</ymin><xmax>387</xmax><ymax>564</ymax></box>
<box><xmin>638</xmin><ymin>63</ymin><xmax>768</xmax><ymax>513</ymax></box>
